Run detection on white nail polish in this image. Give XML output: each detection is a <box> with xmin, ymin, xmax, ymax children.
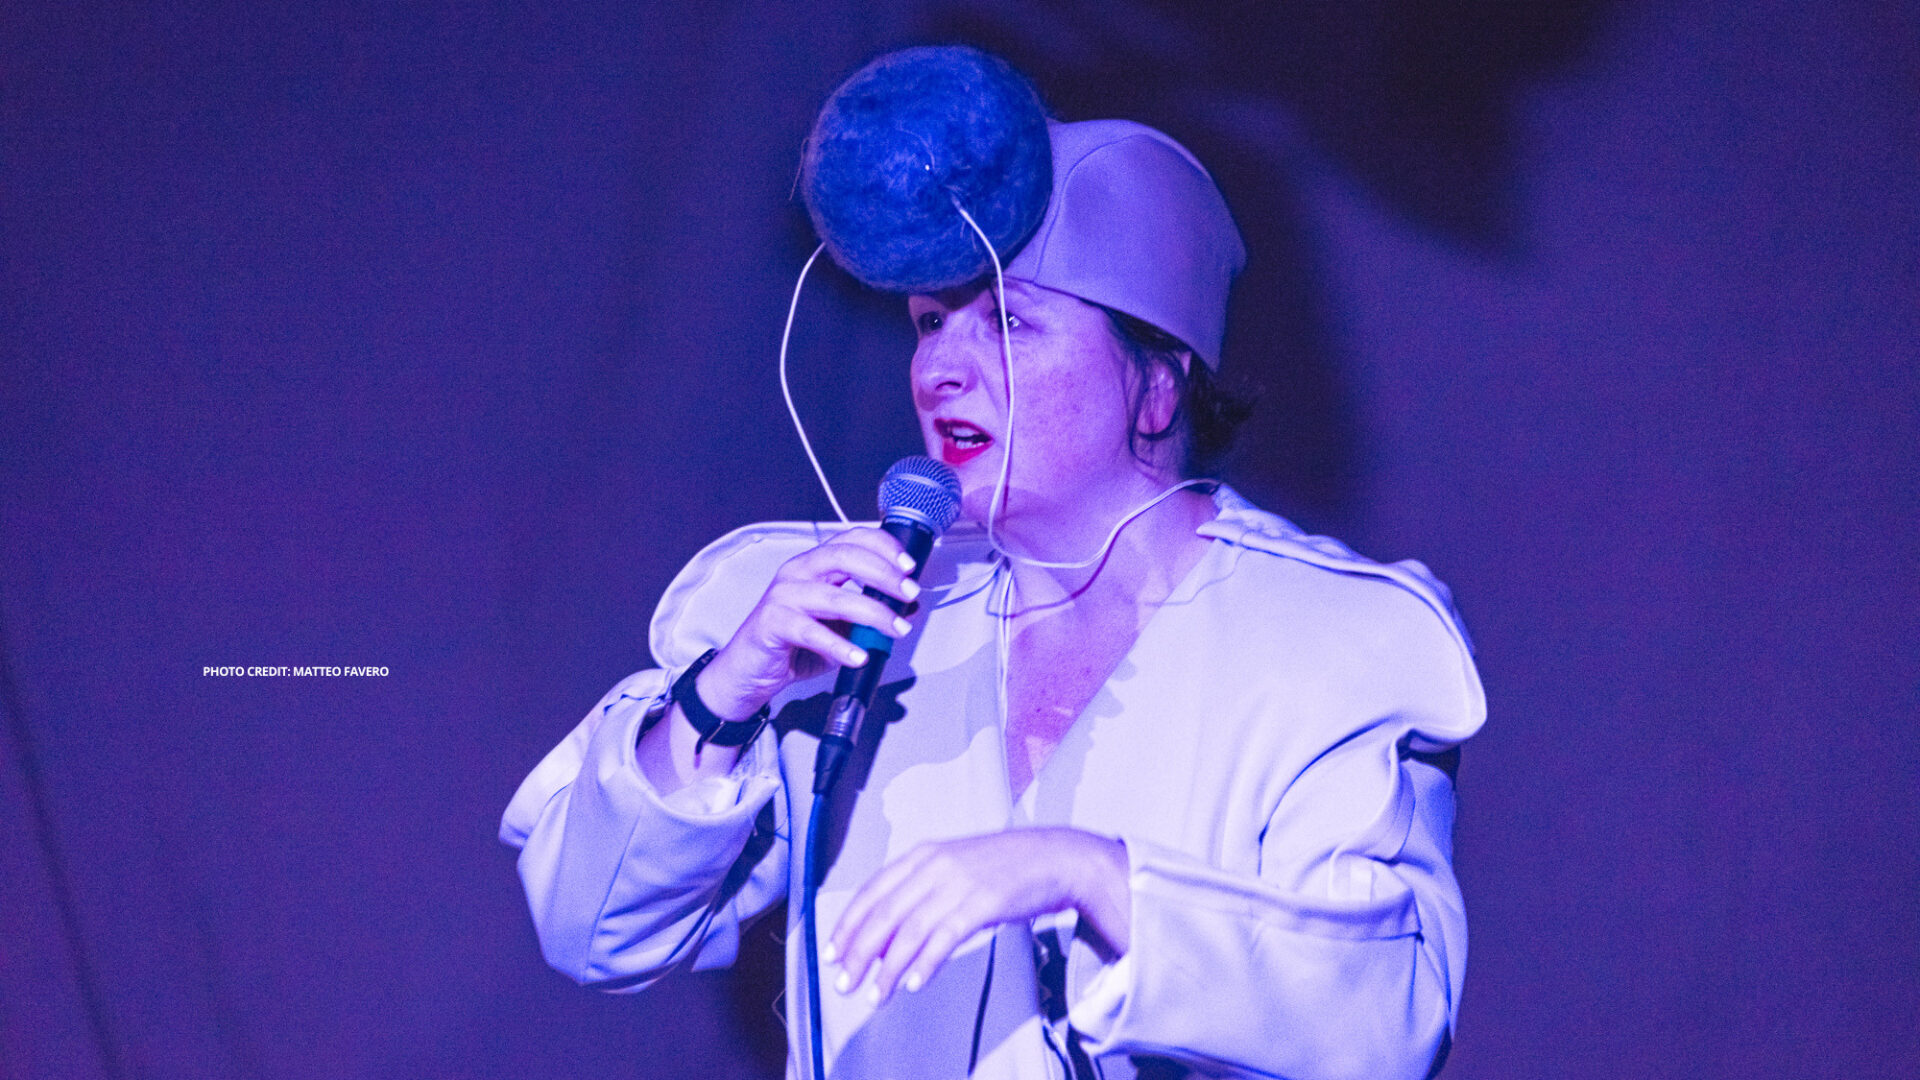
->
<box><xmin>901</xmin><ymin>578</ymin><xmax>921</xmax><ymax>600</ymax></box>
<box><xmin>835</xmin><ymin>972</ymin><xmax>852</xmax><ymax>994</ymax></box>
<box><xmin>896</xmin><ymin>553</ymin><xmax>916</xmax><ymax>572</ymax></box>
<box><xmin>848</xmin><ymin>647</ymin><xmax>868</xmax><ymax>666</ymax></box>
<box><xmin>822</xmin><ymin>941</ymin><xmax>838</xmax><ymax>963</ymax></box>
<box><xmin>903</xmin><ymin>972</ymin><xmax>923</xmax><ymax>993</ymax></box>
<box><xmin>867</xmin><ymin>984</ymin><xmax>883</xmax><ymax>1005</ymax></box>
<box><xmin>893</xmin><ymin>617</ymin><xmax>913</xmax><ymax>636</ymax></box>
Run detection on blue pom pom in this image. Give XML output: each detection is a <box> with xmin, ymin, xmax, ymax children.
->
<box><xmin>802</xmin><ymin>46</ymin><xmax>1053</xmax><ymax>294</ymax></box>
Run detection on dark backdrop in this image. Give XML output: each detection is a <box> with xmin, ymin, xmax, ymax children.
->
<box><xmin>3</xmin><ymin>1</ymin><xmax>1915</xmax><ymax>1077</ymax></box>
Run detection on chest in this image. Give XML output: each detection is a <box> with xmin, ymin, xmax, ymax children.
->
<box><xmin>1002</xmin><ymin>606</ymin><xmax>1145</xmax><ymax>798</ymax></box>
<box><xmin>793</xmin><ymin>553</ymin><xmax>1308</xmax><ymax>873</ymax></box>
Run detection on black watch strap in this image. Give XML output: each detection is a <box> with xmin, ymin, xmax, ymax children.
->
<box><xmin>671</xmin><ymin>649</ymin><xmax>771</xmax><ymax>752</ymax></box>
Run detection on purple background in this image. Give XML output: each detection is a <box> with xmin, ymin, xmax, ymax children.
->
<box><xmin>3</xmin><ymin>1</ymin><xmax>1915</xmax><ymax>1077</ymax></box>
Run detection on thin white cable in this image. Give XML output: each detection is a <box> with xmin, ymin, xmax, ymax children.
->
<box><xmin>779</xmin><ymin>242</ymin><xmax>850</xmax><ymax>524</ymax></box>
<box><xmin>947</xmin><ymin>201</ymin><xmax>1213</xmax><ymax>573</ymax></box>
<box><xmin>949</xmin><ymin>200</ymin><xmax>1220</xmax><ymax>780</ymax></box>
<box><xmin>994</xmin><ymin>555</ymin><xmax>1014</xmax><ymax>760</ymax></box>
<box><xmin>942</xmin><ymin>200</ymin><xmax>1020</xmax><ymax>556</ymax></box>
<box><xmin>779</xmin><ymin>239</ymin><xmax>1002</xmax><ymax>599</ymax></box>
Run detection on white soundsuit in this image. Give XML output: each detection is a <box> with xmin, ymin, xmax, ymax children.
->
<box><xmin>501</xmin><ymin>486</ymin><xmax>1486</xmax><ymax>1080</ymax></box>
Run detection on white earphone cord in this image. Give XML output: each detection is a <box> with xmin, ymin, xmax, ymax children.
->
<box><xmin>778</xmin><ymin>206</ymin><xmax>1211</xmax><ymax>577</ymax></box>
<box><xmin>779</xmin><ymin>242</ymin><xmax>851</xmax><ymax>524</ymax></box>
<box><xmin>949</xmin><ymin>200</ymin><xmax>1211</xmax><ymax>573</ymax></box>
<box><xmin>781</xmin><ymin>200</ymin><xmax>1218</xmax><ymax>1080</ymax></box>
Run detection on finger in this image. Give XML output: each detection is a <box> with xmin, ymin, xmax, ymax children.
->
<box><xmin>872</xmin><ymin>896</ymin><xmax>976</xmax><ymax>1001</ymax></box>
<box><xmin>782</xmin><ymin>582</ymin><xmax>914</xmax><ymax>641</ymax></box>
<box><xmin>896</xmin><ymin>919</ymin><xmax>970</xmax><ymax>997</ymax></box>
<box><xmin>838</xmin><ymin>869</ymin><xmax>945</xmax><ymax>998</ymax></box>
<box><xmin>830</xmin><ymin>843</ymin><xmax>937</xmax><ymax>959</ymax></box>
<box><xmin>830</xmin><ymin>846</ymin><xmax>940</xmax><ymax>990</ymax></box>
<box><xmin>828</xmin><ymin>526</ymin><xmax>916</xmax><ymax>574</ymax></box>
<box><xmin>770</xmin><ymin>607</ymin><xmax>871</xmax><ymax>669</ymax></box>
<box><xmin>790</xmin><ymin>543</ymin><xmax>922</xmax><ymax>603</ymax></box>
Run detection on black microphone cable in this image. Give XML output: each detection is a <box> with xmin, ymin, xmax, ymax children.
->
<box><xmin>802</xmin><ymin>456</ymin><xmax>960</xmax><ymax>1080</ymax></box>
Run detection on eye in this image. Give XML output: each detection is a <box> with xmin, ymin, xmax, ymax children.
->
<box><xmin>988</xmin><ymin>307</ymin><xmax>1022</xmax><ymax>330</ymax></box>
<box><xmin>915</xmin><ymin>310</ymin><xmax>944</xmax><ymax>335</ymax></box>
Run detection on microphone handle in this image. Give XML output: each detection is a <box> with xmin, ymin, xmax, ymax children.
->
<box><xmin>813</xmin><ymin>515</ymin><xmax>934</xmax><ymax>793</ymax></box>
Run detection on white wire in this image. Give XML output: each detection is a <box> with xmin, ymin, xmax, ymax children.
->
<box><xmin>779</xmin><ymin>242</ymin><xmax>850</xmax><ymax>524</ymax></box>
<box><xmin>994</xmin><ymin>555</ymin><xmax>1014</xmax><ymax>761</ymax></box>
<box><xmin>778</xmin><ymin>205</ymin><xmax>1219</xmax><ymax>1070</ymax></box>
<box><xmin>946</xmin><ymin>200</ymin><xmax>1223</xmax><ymax>786</ymax></box>
<box><xmin>947</xmin><ymin>200</ymin><xmax>1213</xmax><ymax>572</ymax></box>
<box><xmin>777</xmin><ymin>205</ymin><xmax>1209</xmax><ymax>620</ymax></box>
<box><xmin>946</xmin><ymin>201</ymin><xmax>1021</xmax><ymax>557</ymax></box>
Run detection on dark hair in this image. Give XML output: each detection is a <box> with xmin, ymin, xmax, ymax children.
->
<box><xmin>1101</xmin><ymin>307</ymin><xmax>1256</xmax><ymax>478</ymax></box>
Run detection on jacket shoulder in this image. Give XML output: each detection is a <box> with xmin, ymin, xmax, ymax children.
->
<box><xmin>647</xmin><ymin>521</ymin><xmax>841</xmax><ymax>671</ymax></box>
<box><xmin>1202</xmin><ymin>488</ymin><xmax>1473</xmax><ymax>652</ymax></box>
<box><xmin>1200</xmin><ymin>488</ymin><xmax>1485</xmax><ymax>749</ymax></box>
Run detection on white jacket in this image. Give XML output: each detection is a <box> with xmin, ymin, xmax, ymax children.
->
<box><xmin>501</xmin><ymin>487</ymin><xmax>1486</xmax><ymax>1080</ymax></box>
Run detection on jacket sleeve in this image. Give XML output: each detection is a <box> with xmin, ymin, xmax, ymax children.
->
<box><xmin>1068</xmin><ymin>575</ymin><xmax>1480</xmax><ymax>1080</ymax></box>
<box><xmin>499</xmin><ymin>521</ymin><xmax>841</xmax><ymax>990</ymax></box>
<box><xmin>499</xmin><ymin>667</ymin><xmax>788</xmax><ymax>991</ymax></box>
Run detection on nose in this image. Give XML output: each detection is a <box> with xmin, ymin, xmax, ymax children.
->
<box><xmin>911</xmin><ymin>319</ymin><xmax>983</xmax><ymax>406</ymax></box>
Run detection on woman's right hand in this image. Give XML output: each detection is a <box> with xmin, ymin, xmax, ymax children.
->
<box><xmin>639</xmin><ymin>527</ymin><xmax>924</xmax><ymax>793</ymax></box>
<box><xmin>692</xmin><ymin>526</ymin><xmax>923</xmax><ymax>725</ymax></box>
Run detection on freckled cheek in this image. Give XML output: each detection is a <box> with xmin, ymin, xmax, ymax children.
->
<box><xmin>1020</xmin><ymin>374</ymin><xmax>1124</xmax><ymax>470</ymax></box>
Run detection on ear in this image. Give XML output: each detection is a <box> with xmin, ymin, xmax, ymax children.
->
<box><xmin>1135</xmin><ymin>352</ymin><xmax>1190</xmax><ymax>438</ymax></box>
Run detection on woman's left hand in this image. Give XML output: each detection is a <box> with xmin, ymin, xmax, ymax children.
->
<box><xmin>827</xmin><ymin>827</ymin><xmax>1131</xmax><ymax>1004</ymax></box>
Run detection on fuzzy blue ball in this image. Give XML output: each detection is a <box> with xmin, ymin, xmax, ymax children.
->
<box><xmin>802</xmin><ymin>46</ymin><xmax>1053</xmax><ymax>294</ymax></box>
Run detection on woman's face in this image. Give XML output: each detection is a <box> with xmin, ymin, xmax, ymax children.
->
<box><xmin>908</xmin><ymin>279</ymin><xmax>1162</xmax><ymax>531</ymax></box>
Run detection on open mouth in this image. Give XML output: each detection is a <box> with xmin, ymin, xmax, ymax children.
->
<box><xmin>934</xmin><ymin>419</ymin><xmax>994</xmax><ymax>466</ymax></box>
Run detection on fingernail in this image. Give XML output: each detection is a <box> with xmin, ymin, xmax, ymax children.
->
<box><xmin>901</xmin><ymin>578</ymin><xmax>921</xmax><ymax>600</ymax></box>
<box><xmin>847</xmin><ymin>647</ymin><xmax>868</xmax><ymax>666</ymax></box>
<box><xmin>896</xmin><ymin>553</ymin><xmax>916</xmax><ymax>572</ymax></box>
<box><xmin>835</xmin><ymin>972</ymin><xmax>852</xmax><ymax>994</ymax></box>
<box><xmin>821</xmin><ymin>941</ymin><xmax>838</xmax><ymax>963</ymax></box>
<box><xmin>893</xmin><ymin>617</ymin><xmax>912</xmax><ymax>636</ymax></box>
<box><xmin>866</xmin><ymin>984</ymin><xmax>883</xmax><ymax>1006</ymax></box>
<box><xmin>903</xmin><ymin>972</ymin><xmax>923</xmax><ymax>993</ymax></box>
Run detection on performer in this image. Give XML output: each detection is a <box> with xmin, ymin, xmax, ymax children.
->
<box><xmin>502</xmin><ymin>48</ymin><xmax>1484</xmax><ymax>1080</ymax></box>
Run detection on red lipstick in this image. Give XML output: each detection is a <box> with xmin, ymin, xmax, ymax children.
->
<box><xmin>935</xmin><ymin>419</ymin><xmax>993</xmax><ymax>466</ymax></box>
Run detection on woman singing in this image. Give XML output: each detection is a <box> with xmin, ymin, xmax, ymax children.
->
<box><xmin>502</xmin><ymin>68</ymin><xmax>1485</xmax><ymax>1080</ymax></box>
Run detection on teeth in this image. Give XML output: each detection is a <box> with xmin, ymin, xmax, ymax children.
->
<box><xmin>938</xmin><ymin>421</ymin><xmax>991</xmax><ymax>448</ymax></box>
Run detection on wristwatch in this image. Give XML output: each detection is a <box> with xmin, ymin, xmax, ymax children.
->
<box><xmin>671</xmin><ymin>648</ymin><xmax>772</xmax><ymax>752</ymax></box>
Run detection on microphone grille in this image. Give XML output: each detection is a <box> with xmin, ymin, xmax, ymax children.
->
<box><xmin>878</xmin><ymin>456</ymin><xmax>963</xmax><ymax>535</ymax></box>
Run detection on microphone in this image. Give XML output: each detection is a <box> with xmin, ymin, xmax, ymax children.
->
<box><xmin>812</xmin><ymin>455</ymin><xmax>962</xmax><ymax>794</ymax></box>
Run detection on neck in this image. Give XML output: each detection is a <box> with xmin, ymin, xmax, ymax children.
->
<box><xmin>997</xmin><ymin>481</ymin><xmax>1216</xmax><ymax>614</ymax></box>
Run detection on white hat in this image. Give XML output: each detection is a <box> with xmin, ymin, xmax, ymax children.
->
<box><xmin>1004</xmin><ymin>119</ymin><xmax>1246</xmax><ymax>367</ymax></box>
